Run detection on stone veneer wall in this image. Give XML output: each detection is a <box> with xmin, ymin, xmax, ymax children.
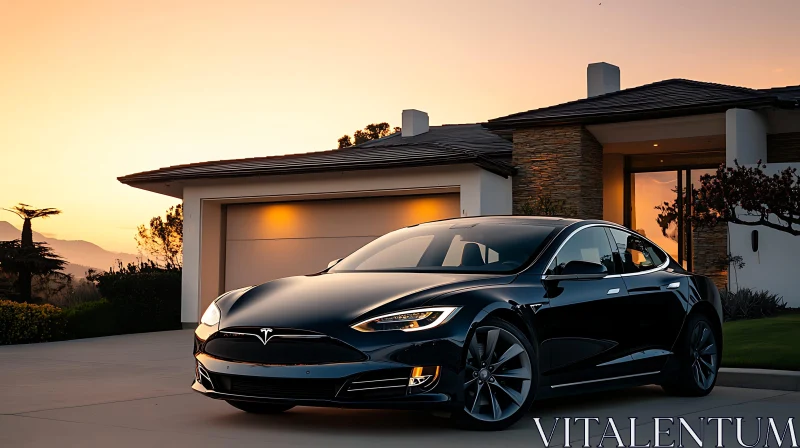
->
<box><xmin>511</xmin><ymin>126</ymin><xmax>603</xmax><ymax>219</ymax></box>
<box><xmin>767</xmin><ymin>132</ymin><xmax>800</xmax><ymax>163</ymax></box>
<box><xmin>693</xmin><ymin>226</ymin><xmax>729</xmax><ymax>291</ymax></box>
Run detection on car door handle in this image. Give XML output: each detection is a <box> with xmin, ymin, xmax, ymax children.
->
<box><xmin>666</xmin><ymin>282</ymin><xmax>681</xmax><ymax>290</ymax></box>
<box><xmin>607</xmin><ymin>288</ymin><xmax>620</xmax><ymax>295</ymax></box>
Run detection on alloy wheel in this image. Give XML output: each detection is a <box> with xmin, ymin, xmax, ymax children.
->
<box><xmin>464</xmin><ymin>326</ymin><xmax>532</xmax><ymax>422</ymax></box>
<box><xmin>690</xmin><ymin>321</ymin><xmax>717</xmax><ymax>390</ymax></box>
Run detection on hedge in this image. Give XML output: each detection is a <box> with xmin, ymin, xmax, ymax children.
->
<box><xmin>1</xmin><ymin>266</ymin><xmax>182</xmax><ymax>345</ymax></box>
<box><xmin>0</xmin><ymin>300</ymin><xmax>66</xmax><ymax>344</ymax></box>
<box><xmin>61</xmin><ymin>299</ymin><xmax>118</xmax><ymax>339</ymax></box>
<box><xmin>90</xmin><ymin>268</ymin><xmax>181</xmax><ymax>334</ymax></box>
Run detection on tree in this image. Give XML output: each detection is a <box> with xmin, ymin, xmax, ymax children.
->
<box><xmin>0</xmin><ymin>240</ymin><xmax>67</xmax><ymax>302</ymax></box>
<box><xmin>516</xmin><ymin>193</ymin><xmax>573</xmax><ymax>217</ymax></box>
<box><xmin>2</xmin><ymin>204</ymin><xmax>62</xmax><ymax>302</ymax></box>
<box><xmin>337</xmin><ymin>122</ymin><xmax>400</xmax><ymax>149</ymax></box>
<box><xmin>656</xmin><ymin>160</ymin><xmax>800</xmax><ymax>236</ymax></box>
<box><xmin>136</xmin><ymin>204</ymin><xmax>183</xmax><ymax>268</ymax></box>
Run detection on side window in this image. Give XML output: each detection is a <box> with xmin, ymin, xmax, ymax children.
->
<box><xmin>547</xmin><ymin>227</ymin><xmax>616</xmax><ymax>275</ymax></box>
<box><xmin>607</xmin><ymin>228</ymin><xmax>667</xmax><ymax>273</ymax></box>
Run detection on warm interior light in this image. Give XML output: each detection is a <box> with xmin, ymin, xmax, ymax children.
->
<box><xmin>653</xmin><ymin>143</ymin><xmax>659</xmax><ymax>147</ymax></box>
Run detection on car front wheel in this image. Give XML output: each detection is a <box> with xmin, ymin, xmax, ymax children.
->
<box><xmin>453</xmin><ymin>317</ymin><xmax>537</xmax><ymax>431</ymax></box>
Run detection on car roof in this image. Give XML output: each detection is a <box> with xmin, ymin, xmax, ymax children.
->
<box><xmin>411</xmin><ymin>215</ymin><xmax>584</xmax><ymax>229</ymax></box>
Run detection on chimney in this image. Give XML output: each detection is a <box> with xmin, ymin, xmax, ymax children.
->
<box><xmin>401</xmin><ymin>109</ymin><xmax>429</xmax><ymax>137</ymax></box>
<box><xmin>587</xmin><ymin>62</ymin><xmax>620</xmax><ymax>97</ymax></box>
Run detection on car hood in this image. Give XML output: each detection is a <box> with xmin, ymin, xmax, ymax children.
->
<box><xmin>218</xmin><ymin>272</ymin><xmax>513</xmax><ymax>332</ymax></box>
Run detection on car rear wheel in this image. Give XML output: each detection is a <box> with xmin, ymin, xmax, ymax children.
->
<box><xmin>452</xmin><ymin>317</ymin><xmax>537</xmax><ymax>431</ymax></box>
<box><xmin>662</xmin><ymin>313</ymin><xmax>719</xmax><ymax>397</ymax></box>
<box><xmin>226</xmin><ymin>400</ymin><xmax>295</xmax><ymax>414</ymax></box>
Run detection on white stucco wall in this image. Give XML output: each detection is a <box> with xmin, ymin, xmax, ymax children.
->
<box><xmin>727</xmin><ymin>163</ymin><xmax>800</xmax><ymax>307</ymax></box>
<box><xmin>180</xmin><ymin>164</ymin><xmax>512</xmax><ymax>323</ymax></box>
<box><xmin>723</xmin><ymin>108</ymin><xmax>800</xmax><ymax>306</ymax></box>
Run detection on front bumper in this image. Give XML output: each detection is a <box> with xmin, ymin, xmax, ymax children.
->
<box><xmin>192</xmin><ymin>325</ymin><xmax>468</xmax><ymax>410</ymax></box>
<box><xmin>191</xmin><ymin>378</ymin><xmax>453</xmax><ymax>410</ymax></box>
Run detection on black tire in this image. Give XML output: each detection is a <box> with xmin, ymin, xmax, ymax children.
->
<box><xmin>226</xmin><ymin>400</ymin><xmax>295</xmax><ymax>414</ymax></box>
<box><xmin>661</xmin><ymin>313</ymin><xmax>720</xmax><ymax>397</ymax></box>
<box><xmin>452</xmin><ymin>317</ymin><xmax>538</xmax><ymax>431</ymax></box>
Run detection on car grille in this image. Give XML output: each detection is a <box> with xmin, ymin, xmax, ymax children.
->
<box><xmin>210</xmin><ymin>373</ymin><xmax>338</xmax><ymax>400</ymax></box>
<box><xmin>203</xmin><ymin>328</ymin><xmax>367</xmax><ymax>365</ymax></box>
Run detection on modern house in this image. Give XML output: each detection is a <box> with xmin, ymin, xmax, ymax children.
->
<box><xmin>120</xmin><ymin>63</ymin><xmax>800</xmax><ymax>325</ymax></box>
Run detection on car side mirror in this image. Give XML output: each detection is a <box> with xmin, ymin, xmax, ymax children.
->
<box><xmin>327</xmin><ymin>258</ymin><xmax>343</xmax><ymax>269</ymax></box>
<box><xmin>561</xmin><ymin>260</ymin><xmax>607</xmax><ymax>276</ymax></box>
<box><xmin>544</xmin><ymin>260</ymin><xmax>608</xmax><ymax>281</ymax></box>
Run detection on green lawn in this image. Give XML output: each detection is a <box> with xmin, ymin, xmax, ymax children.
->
<box><xmin>722</xmin><ymin>313</ymin><xmax>800</xmax><ymax>371</ymax></box>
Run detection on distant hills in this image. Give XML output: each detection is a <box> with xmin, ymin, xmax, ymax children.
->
<box><xmin>0</xmin><ymin>221</ymin><xmax>139</xmax><ymax>277</ymax></box>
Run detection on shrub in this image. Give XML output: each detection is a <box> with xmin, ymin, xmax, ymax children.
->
<box><xmin>61</xmin><ymin>299</ymin><xmax>118</xmax><ymax>339</ymax></box>
<box><xmin>47</xmin><ymin>278</ymin><xmax>102</xmax><ymax>309</ymax></box>
<box><xmin>0</xmin><ymin>261</ymin><xmax>182</xmax><ymax>344</ymax></box>
<box><xmin>721</xmin><ymin>288</ymin><xmax>787</xmax><ymax>321</ymax></box>
<box><xmin>0</xmin><ymin>299</ymin><xmax>65</xmax><ymax>344</ymax></box>
<box><xmin>88</xmin><ymin>262</ymin><xmax>181</xmax><ymax>333</ymax></box>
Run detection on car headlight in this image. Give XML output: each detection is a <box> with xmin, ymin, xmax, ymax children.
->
<box><xmin>199</xmin><ymin>286</ymin><xmax>255</xmax><ymax>328</ymax></box>
<box><xmin>352</xmin><ymin>307</ymin><xmax>459</xmax><ymax>332</ymax></box>
<box><xmin>200</xmin><ymin>302</ymin><xmax>221</xmax><ymax>327</ymax></box>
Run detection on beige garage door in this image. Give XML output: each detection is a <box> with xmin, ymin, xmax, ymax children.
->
<box><xmin>224</xmin><ymin>194</ymin><xmax>460</xmax><ymax>290</ymax></box>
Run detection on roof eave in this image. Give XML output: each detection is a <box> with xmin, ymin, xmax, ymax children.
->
<box><xmin>118</xmin><ymin>156</ymin><xmax>516</xmax><ymax>186</ymax></box>
<box><xmin>486</xmin><ymin>98</ymin><xmax>783</xmax><ymax>131</ymax></box>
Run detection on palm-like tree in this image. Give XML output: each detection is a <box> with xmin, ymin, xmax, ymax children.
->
<box><xmin>2</xmin><ymin>204</ymin><xmax>62</xmax><ymax>301</ymax></box>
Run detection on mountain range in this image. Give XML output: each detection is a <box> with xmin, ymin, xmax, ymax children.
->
<box><xmin>0</xmin><ymin>221</ymin><xmax>138</xmax><ymax>278</ymax></box>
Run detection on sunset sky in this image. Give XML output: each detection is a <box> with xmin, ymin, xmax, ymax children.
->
<box><xmin>1</xmin><ymin>0</ymin><xmax>799</xmax><ymax>254</ymax></box>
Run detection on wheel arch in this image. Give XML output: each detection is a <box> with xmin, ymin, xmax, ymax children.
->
<box><xmin>458</xmin><ymin>301</ymin><xmax>542</xmax><ymax>368</ymax></box>
<box><xmin>484</xmin><ymin>308</ymin><xmax>539</xmax><ymax>349</ymax></box>
<box><xmin>687</xmin><ymin>301</ymin><xmax>724</xmax><ymax>353</ymax></box>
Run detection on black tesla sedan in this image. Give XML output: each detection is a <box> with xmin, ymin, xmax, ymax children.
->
<box><xmin>193</xmin><ymin>217</ymin><xmax>722</xmax><ymax>430</ymax></box>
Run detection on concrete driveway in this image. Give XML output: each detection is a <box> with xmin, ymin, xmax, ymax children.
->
<box><xmin>1</xmin><ymin>330</ymin><xmax>797</xmax><ymax>447</ymax></box>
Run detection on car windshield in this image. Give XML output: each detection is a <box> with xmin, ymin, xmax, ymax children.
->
<box><xmin>330</xmin><ymin>221</ymin><xmax>559</xmax><ymax>274</ymax></box>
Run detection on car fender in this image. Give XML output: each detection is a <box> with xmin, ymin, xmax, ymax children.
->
<box><xmin>668</xmin><ymin>274</ymin><xmax>724</xmax><ymax>353</ymax></box>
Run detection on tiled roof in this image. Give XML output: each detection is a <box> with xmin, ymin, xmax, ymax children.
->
<box><xmin>759</xmin><ymin>85</ymin><xmax>800</xmax><ymax>100</ymax></box>
<box><xmin>118</xmin><ymin>124</ymin><xmax>513</xmax><ymax>185</ymax></box>
<box><xmin>488</xmin><ymin>79</ymin><xmax>799</xmax><ymax>128</ymax></box>
<box><xmin>356</xmin><ymin>123</ymin><xmax>511</xmax><ymax>155</ymax></box>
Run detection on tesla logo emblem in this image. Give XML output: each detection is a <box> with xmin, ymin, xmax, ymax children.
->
<box><xmin>257</xmin><ymin>328</ymin><xmax>273</xmax><ymax>345</ymax></box>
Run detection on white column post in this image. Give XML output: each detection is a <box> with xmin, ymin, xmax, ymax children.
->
<box><xmin>181</xmin><ymin>194</ymin><xmax>202</xmax><ymax>325</ymax></box>
<box><xmin>459</xmin><ymin>168</ymin><xmax>512</xmax><ymax>217</ymax></box>
<box><xmin>725</xmin><ymin>108</ymin><xmax>767</xmax><ymax>166</ymax></box>
<box><xmin>724</xmin><ymin>108</ymin><xmax>768</xmax><ymax>292</ymax></box>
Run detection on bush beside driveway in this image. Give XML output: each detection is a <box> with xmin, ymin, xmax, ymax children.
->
<box><xmin>0</xmin><ymin>264</ymin><xmax>180</xmax><ymax>345</ymax></box>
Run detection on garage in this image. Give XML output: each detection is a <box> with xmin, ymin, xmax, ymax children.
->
<box><xmin>119</xmin><ymin>117</ymin><xmax>515</xmax><ymax>324</ymax></box>
<box><xmin>223</xmin><ymin>193</ymin><xmax>460</xmax><ymax>290</ymax></box>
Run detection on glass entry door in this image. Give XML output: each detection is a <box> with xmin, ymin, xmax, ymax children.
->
<box><xmin>627</xmin><ymin>168</ymin><xmax>715</xmax><ymax>270</ymax></box>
